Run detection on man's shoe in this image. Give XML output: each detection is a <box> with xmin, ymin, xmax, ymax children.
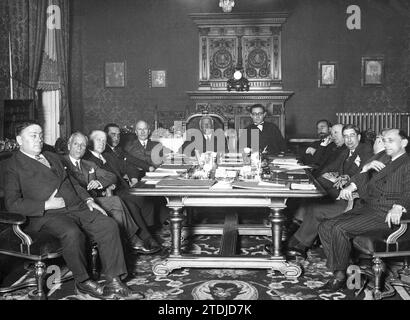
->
<box><xmin>75</xmin><ymin>280</ymin><xmax>105</xmax><ymax>299</ymax></box>
<box><xmin>104</xmin><ymin>277</ymin><xmax>144</xmax><ymax>300</ymax></box>
<box><xmin>285</xmin><ymin>247</ymin><xmax>307</xmax><ymax>260</ymax></box>
<box><xmin>131</xmin><ymin>238</ymin><xmax>161</xmax><ymax>254</ymax></box>
<box><xmin>319</xmin><ymin>277</ymin><xmax>346</xmax><ymax>291</ymax></box>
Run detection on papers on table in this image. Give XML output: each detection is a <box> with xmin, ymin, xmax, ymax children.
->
<box><xmin>290</xmin><ymin>183</ymin><xmax>316</xmax><ymax>190</ymax></box>
<box><xmin>156</xmin><ymin>179</ymin><xmax>216</xmax><ymax>189</ymax></box>
<box><xmin>210</xmin><ymin>181</ymin><xmax>233</xmax><ymax>190</ymax></box>
<box><xmin>144</xmin><ymin>171</ymin><xmax>179</xmax><ymax>178</ymax></box>
<box><xmin>232</xmin><ymin>181</ymin><xmax>289</xmax><ymax>190</ymax></box>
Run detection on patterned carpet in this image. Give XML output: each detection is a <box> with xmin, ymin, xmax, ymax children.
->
<box><xmin>1</xmin><ymin>223</ymin><xmax>410</xmax><ymax>301</ymax></box>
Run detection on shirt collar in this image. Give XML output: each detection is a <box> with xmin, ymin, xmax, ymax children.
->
<box><xmin>19</xmin><ymin>150</ymin><xmax>39</xmax><ymax>160</ymax></box>
<box><xmin>90</xmin><ymin>150</ymin><xmax>105</xmax><ymax>161</ymax></box>
<box><xmin>69</xmin><ymin>155</ymin><xmax>81</xmax><ymax>167</ymax></box>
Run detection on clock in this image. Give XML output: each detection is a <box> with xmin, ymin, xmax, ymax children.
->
<box><xmin>233</xmin><ymin>70</ymin><xmax>243</xmax><ymax>80</ymax></box>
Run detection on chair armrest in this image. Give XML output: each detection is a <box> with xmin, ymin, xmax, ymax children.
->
<box><xmin>0</xmin><ymin>211</ymin><xmax>27</xmax><ymax>225</ymax></box>
<box><xmin>400</xmin><ymin>219</ymin><xmax>410</xmax><ymax>224</ymax></box>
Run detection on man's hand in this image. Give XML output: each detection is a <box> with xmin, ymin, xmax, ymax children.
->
<box><xmin>333</xmin><ymin>175</ymin><xmax>350</xmax><ymax>189</ymax></box>
<box><xmin>86</xmin><ymin>200</ymin><xmax>107</xmax><ymax>216</ymax></box>
<box><xmin>361</xmin><ymin>160</ymin><xmax>386</xmax><ymax>173</ymax></box>
<box><xmin>149</xmin><ymin>166</ymin><xmax>155</xmax><ymax>172</ymax></box>
<box><xmin>305</xmin><ymin>147</ymin><xmax>317</xmax><ymax>155</ymax></box>
<box><xmin>45</xmin><ymin>189</ymin><xmax>65</xmax><ymax>210</ymax></box>
<box><xmin>385</xmin><ymin>205</ymin><xmax>404</xmax><ymax>228</ymax></box>
<box><xmin>130</xmin><ymin>178</ymin><xmax>139</xmax><ymax>187</ymax></box>
<box><xmin>338</xmin><ymin>188</ymin><xmax>354</xmax><ymax>201</ymax></box>
<box><xmin>87</xmin><ymin>180</ymin><xmax>103</xmax><ymax>191</ymax></box>
<box><xmin>320</xmin><ymin>136</ymin><xmax>332</xmax><ymax>147</ymax></box>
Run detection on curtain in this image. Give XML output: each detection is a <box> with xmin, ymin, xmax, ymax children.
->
<box><xmin>28</xmin><ymin>0</ymin><xmax>47</xmax><ymax>105</ymax></box>
<box><xmin>40</xmin><ymin>90</ymin><xmax>60</xmax><ymax>145</ymax></box>
<box><xmin>7</xmin><ymin>0</ymin><xmax>29</xmax><ymax>99</ymax></box>
<box><xmin>54</xmin><ymin>0</ymin><xmax>71</xmax><ymax>138</ymax></box>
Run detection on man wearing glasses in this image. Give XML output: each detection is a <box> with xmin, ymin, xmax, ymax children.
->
<box><xmin>244</xmin><ymin>104</ymin><xmax>287</xmax><ymax>154</ymax></box>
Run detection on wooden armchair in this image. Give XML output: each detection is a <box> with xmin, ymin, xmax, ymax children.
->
<box><xmin>353</xmin><ymin>217</ymin><xmax>410</xmax><ymax>300</ymax></box>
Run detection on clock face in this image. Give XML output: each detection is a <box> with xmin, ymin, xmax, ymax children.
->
<box><xmin>233</xmin><ymin>70</ymin><xmax>243</xmax><ymax>80</ymax></box>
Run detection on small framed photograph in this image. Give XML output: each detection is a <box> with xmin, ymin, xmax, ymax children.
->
<box><xmin>149</xmin><ymin>70</ymin><xmax>167</xmax><ymax>88</ymax></box>
<box><xmin>105</xmin><ymin>62</ymin><xmax>126</xmax><ymax>88</ymax></box>
<box><xmin>362</xmin><ymin>56</ymin><xmax>384</xmax><ymax>86</ymax></box>
<box><xmin>318</xmin><ymin>61</ymin><xmax>337</xmax><ymax>88</ymax></box>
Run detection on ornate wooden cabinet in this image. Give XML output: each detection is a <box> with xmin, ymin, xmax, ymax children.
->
<box><xmin>187</xmin><ymin>12</ymin><xmax>293</xmax><ymax>137</ymax></box>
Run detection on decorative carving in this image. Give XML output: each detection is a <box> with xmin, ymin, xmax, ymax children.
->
<box><xmin>209</xmin><ymin>38</ymin><xmax>236</xmax><ymax>80</ymax></box>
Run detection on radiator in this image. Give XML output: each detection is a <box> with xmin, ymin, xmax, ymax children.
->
<box><xmin>336</xmin><ymin>112</ymin><xmax>410</xmax><ymax>136</ymax></box>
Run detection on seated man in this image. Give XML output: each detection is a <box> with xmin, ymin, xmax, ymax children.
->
<box><xmin>284</xmin><ymin>124</ymin><xmax>373</xmax><ymax>259</ymax></box>
<box><xmin>61</xmin><ymin>132</ymin><xmax>148</xmax><ymax>252</ymax></box>
<box><xmin>3</xmin><ymin>122</ymin><xmax>141</xmax><ymax>299</ymax></box>
<box><xmin>84</xmin><ymin>130</ymin><xmax>161</xmax><ymax>254</ymax></box>
<box><xmin>310</xmin><ymin>123</ymin><xmax>347</xmax><ymax>177</ymax></box>
<box><xmin>104</xmin><ymin>123</ymin><xmax>148</xmax><ymax>178</ymax></box>
<box><xmin>243</xmin><ymin>104</ymin><xmax>286</xmax><ymax>154</ymax></box>
<box><xmin>318</xmin><ymin>129</ymin><xmax>410</xmax><ymax>291</ymax></box>
<box><xmin>301</xmin><ymin>119</ymin><xmax>332</xmax><ymax>166</ymax></box>
<box><xmin>123</xmin><ymin>120</ymin><xmax>160</xmax><ymax>171</ymax></box>
<box><xmin>182</xmin><ymin>116</ymin><xmax>228</xmax><ymax>156</ymax></box>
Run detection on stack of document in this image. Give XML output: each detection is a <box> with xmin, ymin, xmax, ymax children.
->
<box><xmin>232</xmin><ymin>181</ymin><xmax>289</xmax><ymax>190</ymax></box>
<box><xmin>290</xmin><ymin>183</ymin><xmax>316</xmax><ymax>190</ymax></box>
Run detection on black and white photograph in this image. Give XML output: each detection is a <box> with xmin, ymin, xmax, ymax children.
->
<box><xmin>0</xmin><ymin>0</ymin><xmax>410</xmax><ymax>307</ymax></box>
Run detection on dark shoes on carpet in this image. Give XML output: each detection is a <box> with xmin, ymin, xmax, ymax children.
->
<box><xmin>319</xmin><ymin>277</ymin><xmax>346</xmax><ymax>292</ymax></box>
<box><xmin>285</xmin><ymin>246</ymin><xmax>307</xmax><ymax>260</ymax></box>
<box><xmin>75</xmin><ymin>278</ymin><xmax>144</xmax><ymax>300</ymax></box>
<box><xmin>129</xmin><ymin>235</ymin><xmax>161</xmax><ymax>254</ymax></box>
<box><xmin>104</xmin><ymin>277</ymin><xmax>144</xmax><ymax>300</ymax></box>
<box><xmin>75</xmin><ymin>280</ymin><xmax>105</xmax><ymax>299</ymax></box>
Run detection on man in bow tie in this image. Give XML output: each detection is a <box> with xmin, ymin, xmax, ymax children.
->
<box><xmin>318</xmin><ymin>129</ymin><xmax>410</xmax><ymax>291</ymax></box>
<box><xmin>243</xmin><ymin>104</ymin><xmax>286</xmax><ymax>154</ymax></box>
<box><xmin>3</xmin><ymin>122</ymin><xmax>141</xmax><ymax>300</ymax></box>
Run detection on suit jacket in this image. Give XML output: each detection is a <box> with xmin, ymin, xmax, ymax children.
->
<box><xmin>61</xmin><ymin>155</ymin><xmax>117</xmax><ymax>198</ymax></box>
<box><xmin>4</xmin><ymin>151</ymin><xmax>91</xmax><ymax>231</ymax></box>
<box><xmin>317</xmin><ymin>142</ymin><xmax>373</xmax><ymax>199</ymax></box>
<box><xmin>320</xmin><ymin>142</ymin><xmax>373</xmax><ymax>177</ymax></box>
<box><xmin>104</xmin><ymin>145</ymin><xmax>144</xmax><ymax>178</ymax></box>
<box><xmin>313</xmin><ymin>143</ymin><xmax>347</xmax><ymax>177</ymax></box>
<box><xmin>244</xmin><ymin>121</ymin><xmax>287</xmax><ymax>154</ymax></box>
<box><xmin>350</xmin><ymin>152</ymin><xmax>410</xmax><ymax>215</ymax></box>
<box><xmin>123</xmin><ymin>137</ymin><xmax>160</xmax><ymax>168</ymax></box>
<box><xmin>83</xmin><ymin>150</ymin><xmax>130</xmax><ymax>193</ymax></box>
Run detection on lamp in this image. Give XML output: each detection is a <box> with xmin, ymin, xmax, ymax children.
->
<box><xmin>227</xmin><ymin>36</ymin><xmax>250</xmax><ymax>92</ymax></box>
<box><xmin>219</xmin><ymin>0</ymin><xmax>235</xmax><ymax>13</ymax></box>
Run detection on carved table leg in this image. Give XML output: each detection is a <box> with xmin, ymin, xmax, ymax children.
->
<box><xmin>269</xmin><ymin>208</ymin><xmax>285</xmax><ymax>257</ymax></box>
<box><xmin>169</xmin><ymin>207</ymin><xmax>184</xmax><ymax>257</ymax></box>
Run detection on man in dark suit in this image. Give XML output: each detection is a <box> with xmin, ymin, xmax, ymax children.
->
<box><xmin>84</xmin><ymin>130</ymin><xmax>160</xmax><ymax>254</ymax></box>
<box><xmin>104</xmin><ymin>123</ymin><xmax>147</xmax><ymax>179</ymax></box>
<box><xmin>123</xmin><ymin>120</ymin><xmax>160</xmax><ymax>171</ymax></box>
<box><xmin>62</xmin><ymin>132</ymin><xmax>148</xmax><ymax>251</ymax></box>
<box><xmin>284</xmin><ymin>124</ymin><xmax>373</xmax><ymax>259</ymax></box>
<box><xmin>318</xmin><ymin>129</ymin><xmax>410</xmax><ymax>291</ymax></box>
<box><xmin>301</xmin><ymin>119</ymin><xmax>332</xmax><ymax>166</ymax></box>
<box><xmin>4</xmin><ymin>122</ymin><xmax>142</xmax><ymax>299</ymax></box>
<box><xmin>243</xmin><ymin>104</ymin><xmax>286</xmax><ymax>154</ymax></box>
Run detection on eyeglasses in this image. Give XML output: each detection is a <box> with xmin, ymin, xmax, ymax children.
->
<box><xmin>251</xmin><ymin>112</ymin><xmax>265</xmax><ymax>116</ymax></box>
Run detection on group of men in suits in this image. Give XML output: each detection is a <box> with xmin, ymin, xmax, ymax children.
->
<box><xmin>3</xmin><ymin>122</ymin><xmax>145</xmax><ymax>300</ymax></box>
<box><xmin>287</xmin><ymin>124</ymin><xmax>409</xmax><ymax>292</ymax></box>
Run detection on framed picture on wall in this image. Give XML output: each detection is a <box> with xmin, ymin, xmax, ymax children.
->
<box><xmin>105</xmin><ymin>62</ymin><xmax>126</xmax><ymax>88</ymax></box>
<box><xmin>362</xmin><ymin>56</ymin><xmax>384</xmax><ymax>86</ymax></box>
<box><xmin>149</xmin><ymin>70</ymin><xmax>167</xmax><ymax>88</ymax></box>
<box><xmin>318</xmin><ymin>61</ymin><xmax>337</xmax><ymax>88</ymax></box>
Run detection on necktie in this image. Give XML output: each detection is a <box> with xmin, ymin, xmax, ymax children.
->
<box><xmin>35</xmin><ymin>154</ymin><xmax>51</xmax><ymax>168</ymax></box>
<box><xmin>142</xmin><ymin>141</ymin><xmax>146</xmax><ymax>149</ymax></box>
<box><xmin>75</xmin><ymin>160</ymin><xmax>81</xmax><ymax>171</ymax></box>
<box><xmin>98</xmin><ymin>154</ymin><xmax>106</xmax><ymax>164</ymax></box>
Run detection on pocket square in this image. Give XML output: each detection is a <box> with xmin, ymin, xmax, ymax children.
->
<box><xmin>354</xmin><ymin>155</ymin><xmax>361</xmax><ymax>166</ymax></box>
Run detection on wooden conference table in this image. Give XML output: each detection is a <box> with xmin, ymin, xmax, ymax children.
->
<box><xmin>130</xmin><ymin>168</ymin><xmax>325</xmax><ymax>278</ymax></box>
